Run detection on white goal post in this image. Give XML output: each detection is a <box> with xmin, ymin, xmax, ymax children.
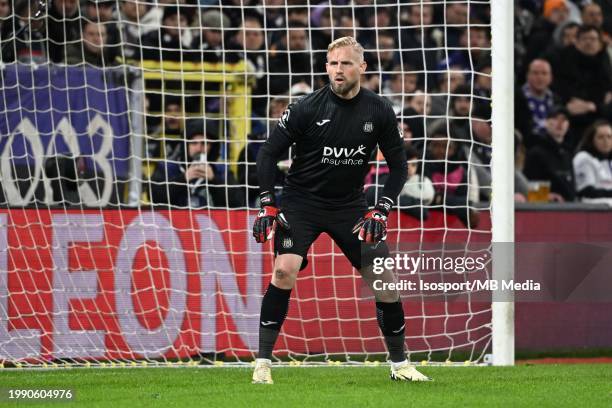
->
<box><xmin>490</xmin><ymin>0</ymin><xmax>515</xmax><ymax>366</ymax></box>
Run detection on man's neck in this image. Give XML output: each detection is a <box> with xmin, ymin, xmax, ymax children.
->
<box><xmin>527</xmin><ymin>84</ymin><xmax>547</xmax><ymax>98</ymax></box>
<box><xmin>330</xmin><ymin>84</ymin><xmax>361</xmax><ymax>100</ymax></box>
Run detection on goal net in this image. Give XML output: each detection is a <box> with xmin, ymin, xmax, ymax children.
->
<box><xmin>0</xmin><ymin>0</ymin><xmax>500</xmax><ymax>367</ymax></box>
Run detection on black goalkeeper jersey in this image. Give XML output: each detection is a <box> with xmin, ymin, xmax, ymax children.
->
<box><xmin>257</xmin><ymin>85</ymin><xmax>407</xmax><ymax>207</ymax></box>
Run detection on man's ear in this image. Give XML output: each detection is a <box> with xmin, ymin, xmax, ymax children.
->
<box><xmin>360</xmin><ymin>60</ymin><xmax>367</xmax><ymax>74</ymax></box>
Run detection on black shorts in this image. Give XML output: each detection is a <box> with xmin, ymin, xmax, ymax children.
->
<box><xmin>274</xmin><ymin>195</ymin><xmax>389</xmax><ymax>271</ymax></box>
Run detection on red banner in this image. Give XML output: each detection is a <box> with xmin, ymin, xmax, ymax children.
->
<box><xmin>0</xmin><ymin>209</ymin><xmax>491</xmax><ymax>362</ymax></box>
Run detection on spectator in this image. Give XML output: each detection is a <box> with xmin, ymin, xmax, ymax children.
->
<box><xmin>524</xmin><ymin>106</ymin><xmax>576</xmax><ymax>202</ymax></box>
<box><xmin>557</xmin><ymin>21</ymin><xmax>579</xmax><ymax>47</ymax></box>
<box><xmin>573</xmin><ymin>120</ymin><xmax>612</xmax><ymax>204</ymax></box>
<box><xmin>551</xmin><ymin>25</ymin><xmax>612</xmax><ymax>143</ymax></box>
<box><xmin>593</xmin><ymin>0</ymin><xmax>612</xmax><ymax>43</ymax></box>
<box><xmin>237</xmin><ymin>98</ymin><xmax>289</xmax><ymax>207</ymax></box>
<box><xmin>382</xmin><ymin>66</ymin><xmax>419</xmax><ymax>114</ymax></box>
<box><xmin>401</xmin><ymin>90</ymin><xmax>431</xmax><ymax>147</ymax></box>
<box><xmin>309</xmin><ymin>6</ymin><xmax>333</xmax><ymax>86</ymax></box>
<box><xmin>333</xmin><ymin>13</ymin><xmax>361</xmax><ymax>41</ymax></box>
<box><xmin>422</xmin><ymin>129</ymin><xmax>479</xmax><ymax>227</ymax></box>
<box><xmin>365</xmin><ymin>31</ymin><xmax>399</xmax><ymax>84</ymax></box>
<box><xmin>142</xmin><ymin>5</ymin><xmax>194</xmax><ymax>62</ymax></box>
<box><xmin>352</xmin><ymin>0</ymin><xmax>375</xmax><ymax>29</ymax></box>
<box><xmin>359</xmin><ymin>7</ymin><xmax>396</xmax><ymax>47</ymax></box>
<box><xmin>444</xmin><ymin>3</ymin><xmax>469</xmax><ymax>47</ymax></box>
<box><xmin>515</xmin><ymin>130</ymin><xmax>530</xmax><ymax>202</ymax></box>
<box><xmin>430</xmin><ymin>66</ymin><xmax>466</xmax><ymax>116</ymax></box>
<box><xmin>437</xmin><ymin>26</ymin><xmax>491</xmax><ymax>74</ymax></box>
<box><xmin>474</xmin><ymin>61</ymin><xmax>492</xmax><ymax>106</ymax></box>
<box><xmin>431</xmin><ymin>84</ymin><xmax>492</xmax><ymax>201</ymax></box>
<box><xmin>117</xmin><ymin>0</ymin><xmax>152</xmax><ymax>61</ymax></box>
<box><xmin>47</xmin><ymin>0</ymin><xmax>81</xmax><ymax>63</ymax></box>
<box><xmin>2</xmin><ymin>0</ymin><xmax>47</xmax><ymax>63</ymax></box>
<box><xmin>400</xmin><ymin>3</ymin><xmax>441</xmax><ymax>83</ymax></box>
<box><xmin>84</xmin><ymin>0</ymin><xmax>115</xmax><ymax>22</ymax></box>
<box><xmin>289</xmin><ymin>81</ymin><xmax>312</xmax><ymax>102</ymax></box>
<box><xmin>0</xmin><ymin>0</ymin><xmax>8</xmax><ymax>18</ymax></box>
<box><xmin>468</xmin><ymin>103</ymin><xmax>493</xmax><ymax>201</ymax></box>
<box><xmin>150</xmin><ymin>119</ymin><xmax>244</xmax><ymax>208</ymax></box>
<box><xmin>366</xmin><ymin>143</ymin><xmax>434</xmax><ymax>220</ymax></box>
<box><xmin>195</xmin><ymin>9</ymin><xmax>237</xmax><ymax>63</ymax></box>
<box><xmin>581</xmin><ymin>3</ymin><xmax>606</xmax><ymax>40</ymax></box>
<box><xmin>542</xmin><ymin>21</ymin><xmax>579</xmax><ymax>67</ymax></box>
<box><xmin>139</xmin><ymin>1</ymin><xmax>164</xmax><ymax>33</ymax></box>
<box><xmin>148</xmin><ymin>97</ymin><xmax>185</xmax><ymax>172</ymax></box>
<box><xmin>0</xmin><ymin>0</ymin><xmax>9</xmax><ymax>62</ymax></box>
<box><xmin>268</xmin><ymin>21</ymin><xmax>311</xmax><ymax>96</ymax></box>
<box><xmin>398</xmin><ymin>118</ymin><xmax>413</xmax><ymax>146</ymax></box>
<box><xmin>230</xmin><ymin>15</ymin><xmax>267</xmax><ymax>118</ymax></box>
<box><xmin>447</xmin><ymin>84</ymin><xmax>472</xmax><ymax>142</ymax></box>
<box><xmin>263</xmin><ymin>0</ymin><xmax>286</xmax><ymax>42</ymax></box>
<box><xmin>83</xmin><ymin>0</ymin><xmax>120</xmax><ymax>63</ymax></box>
<box><xmin>310</xmin><ymin>5</ymin><xmax>332</xmax><ymax>58</ymax></box>
<box><xmin>66</xmin><ymin>19</ymin><xmax>118</xmax><ymax>66</ymax></box>
<box><xmin>360</xmin><ymin>73</ymin><xmax>381</xmax><ymax>94</ymax></box>
<box><xmin>515</xmin><ymin>59</ymin><xmax>561</xmax><ymax>149</ymax></box>
<box><xmin>514</xmin><ymin>2</ymin><xmax>536</xmax><ymax>77</ymax></box>
<box><xmin>525</xmin><ymin>0</ymin><xmax>570</xmax><ymax>65</ymax></box>
<box><xmin>397</xmin><ymin>144</ymin><xmax>434</xmax><ymax>220</ymax></box>
<box><xmin>193</xmin><ymin>10</ymin><xmax>240</xmax><ymax>118</ymax></box>
<box><xmin>287</xmin><ymin>6</ymin><xmax>309</xmax><ymax>27</ymax></box>
<box><xmin>223</xmin><ymin>0</ymin><xmax>257</xmax><ymax>28</ymax></box>
<box><xmin>0</xmin><ymin>0</ymin><xmax>11</xmax><ymax>37</ymax></box>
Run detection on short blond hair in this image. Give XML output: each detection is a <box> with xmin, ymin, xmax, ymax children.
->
<box><xmin>327</xmin><ymin>36</ymin><xmax>365</xmax><ymax>62</ymax></box>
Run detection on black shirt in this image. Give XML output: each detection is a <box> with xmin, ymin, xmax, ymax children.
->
<box><xmin>257</xmin><ymin>85</ymin><xmax>407</xmax><ymax>208</ymax></box>
<box><xmin>524</xmin><ymin>135</ymin><xmax>576</xmax><ymax>202</ymax></box>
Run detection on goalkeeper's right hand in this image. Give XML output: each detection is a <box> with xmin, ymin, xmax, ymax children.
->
<box><xmin>253</xmin><ymin>192</ymin><xmax>290</xmax><ymax>243</ymax></box>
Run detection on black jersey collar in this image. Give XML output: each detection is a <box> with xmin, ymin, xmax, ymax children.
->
<box><xmin>328</xmin><ymin>85</ymin><xmax>363</xmax><ymax>105</ymax></box>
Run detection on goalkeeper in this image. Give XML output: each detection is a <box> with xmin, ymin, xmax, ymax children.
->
<box><xmin>252</xmin><ymin>36</ymin><xmax>431</xmax><ymax>384</ymax></box>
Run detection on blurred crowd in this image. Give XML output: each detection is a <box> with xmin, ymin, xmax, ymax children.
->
<box><xmin>0</xmin><ymin>0</ymin><xmax>610</xmax><ymax>219</ymax></box>
<box><xmin>515</xmin><ymin>0</ymin><xmax>612</xmax><ymax>206</ymax></box>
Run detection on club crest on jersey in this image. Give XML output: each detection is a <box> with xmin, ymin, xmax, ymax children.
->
<box><xmin>363</xmin><ymin>122</ymin><xmax>373</xmax><ymax>133</ymax></box>
<box><xmin>282</xmin><ymin>237</ymin><xmax>293</xmax><ymax>249</ymax></box>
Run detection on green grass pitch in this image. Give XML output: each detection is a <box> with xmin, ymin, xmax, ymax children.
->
<box><xmin>1</xmin><ymin>364</ymin><xmax>611</xmax><ymax>407</ymax></box>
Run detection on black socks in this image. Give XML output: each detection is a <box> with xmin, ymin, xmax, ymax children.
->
<box><xmin>376</xmin><ymin>301</ymin><xmax>407</xmax><ymax>363</ymax></box>
<box><xmin>258</xmin><ymin>283</ymin><xmax>292</xmax><ymax>359</ymax></box>
<box><xmin>258</xmin><ymin>285</ymin><xmax>406</xmax><ymax>362</ymax></box>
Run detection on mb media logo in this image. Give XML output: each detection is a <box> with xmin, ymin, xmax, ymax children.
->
<box><xmin>321</xmin><ymin>145</ymin><xmax>367</xmax><ymax>166</ymax></box>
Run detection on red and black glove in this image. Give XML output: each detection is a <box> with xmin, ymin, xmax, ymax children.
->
<box><xmin>253</xmin><ymin>192</ymin><xmax>290</xmax><ymax>243</ymax></box>
<box><xmin>352</xmin><ymin>197</ymin><xmax>393</xmax><ymax>243</ymax></box>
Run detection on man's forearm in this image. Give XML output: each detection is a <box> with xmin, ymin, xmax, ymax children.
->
<box><xmin>381</xmin><ymin>159</ymin><xmax>408</xmax><ymax>203</ymax></box>
<box><xmin>256</xmin><ymin>143</ymin><xmax>282</xmax><ymax>196</ymax></box>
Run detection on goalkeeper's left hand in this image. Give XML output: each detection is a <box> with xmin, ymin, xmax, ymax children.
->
<box><xmin>352</xmin><ymin>197</ymin><xmax>393</xmax><ymax>243</ymax></box>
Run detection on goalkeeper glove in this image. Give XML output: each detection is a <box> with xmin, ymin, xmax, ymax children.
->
<box><xmin>253</xmin><ymin>192</ymin><xmax>290</xmax><ymax>243</ymax></box>
<box><xmin>352</xmin><ymin>197</ymin><xmax>393</xmax><ymax>243</ymax></box>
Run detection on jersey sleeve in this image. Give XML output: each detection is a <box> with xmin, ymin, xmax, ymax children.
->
<box><xmin>377</xmin><ymin>103</ymin><xmax>408</xmax><ymax>203</ymax></box>
<box><xmin>256</xmin><ymin>102</ymin><xmax>305</xmax><ymax>197</ymax></box>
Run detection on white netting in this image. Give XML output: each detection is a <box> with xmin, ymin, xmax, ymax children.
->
<box><xmin>0</xmin><ymin>0</ymin><xmax>493</xmax><ymax>366</ymax></box>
